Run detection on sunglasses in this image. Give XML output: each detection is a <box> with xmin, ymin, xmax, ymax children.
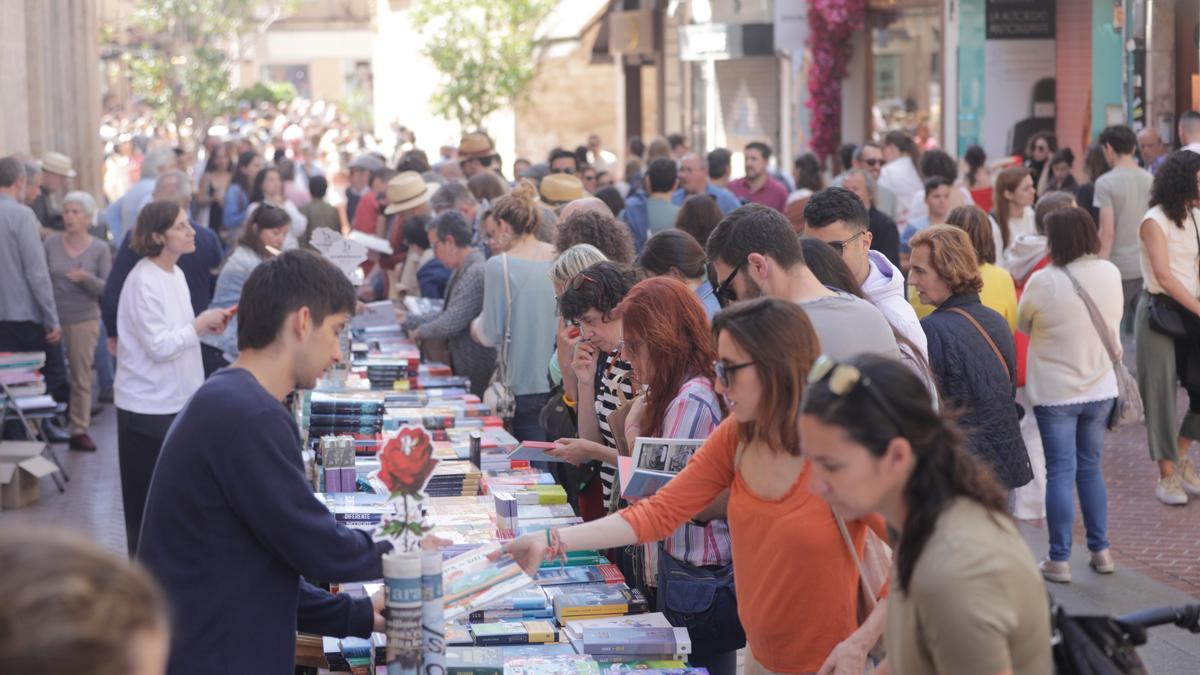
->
<box><xmin>808</xmin><ymin>355</ymin><xmax>903</xmax><ymax>430</ymax></box>
<box><xmin>568</xmin><ymin>272</ymin><xmax>596</xmax><ymax>291</ymax></box>
<box><xmin>550</xmin><ymin>167</ymin><xmax>577</xmax><ymax>175</ymax></box>
<box><xmin>828</xmin><ymin>231</ymin><xmax>864</xmax><ymax>255</ymax></box>
<box><xmin>714</xmin><ymin>262</ymin><xmax>744</xmax><ymax>306</ymax></box>
<box><xmin>714</xmin><ymin>359</ymin><xmax>754</xmax><ymax>388</ymax></box>
<box><xmin>862</xmin><ymin>158</ymin><xmax>883</xmax><ymax>167</ymax></box>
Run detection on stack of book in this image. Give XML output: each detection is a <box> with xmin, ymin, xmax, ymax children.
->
<box><xmin>445</xmin><ymin>644</ymin><xmax>579</xmax><ymax>675</ymax></box>
<box><xmin>548</xmin><ymin>584</ymin><xmax>648</xmax><ymax>624</ymax></box>
<box><xmin>533</xmin><ymin>564</ymin><xmax>624</xmax><ymax>588</ymax></box>
<box><xmin>469</xmin><ymin>620</ymin><xmax>559</xmax><ymax>646</ymax></box>
<box><xmin>0</xmin><ymin>352</ymin><xmax>55</xmax><ymax>411</ymax></box>
<box><xmin>561</xmin><ymin>614</ymin><xmax>691</xmax><ymax>664</ymax></box>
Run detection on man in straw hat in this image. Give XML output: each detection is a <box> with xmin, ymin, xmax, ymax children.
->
<box><xmin>457</xmin><ymin>132</ymin><xmax>501</xmax><ymax>179</ymax></box>
<box><xmin>31</xmin><ymin>151</ymin><xmax>77</xmax><ymax>233</ymax></box>
<box><xmin>539</xmin><ymin>173</ymin><xmax>584</xmax><ymax>211</ymax></box>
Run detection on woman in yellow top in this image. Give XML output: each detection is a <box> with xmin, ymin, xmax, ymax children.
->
<box><xmin>910</xmin><ymin>205</ymin><xmax>1017</xmax><ymax>332</ymax></box>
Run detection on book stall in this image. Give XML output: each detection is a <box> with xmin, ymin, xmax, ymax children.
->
<box><xmin>296</xmin><ymin>319</ymin><xmax>707</xmax><ymax>675</ymax></box>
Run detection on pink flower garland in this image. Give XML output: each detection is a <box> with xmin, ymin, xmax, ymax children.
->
<box><xmin>805</xmin><ymin>0</ymin><xmax>867</xmax><ymax>162</ymax></box>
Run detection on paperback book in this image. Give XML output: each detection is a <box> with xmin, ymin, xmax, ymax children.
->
<box><xmin>617</xmin><ymin>437</ymin><xmax>704</xmax><ymax>499</ymax></box>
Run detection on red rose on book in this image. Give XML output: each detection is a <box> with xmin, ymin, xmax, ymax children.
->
<box><xmin>378</xmin><ymin>426</ymin><xmax>439</xmax><ymax>495</ymax></box>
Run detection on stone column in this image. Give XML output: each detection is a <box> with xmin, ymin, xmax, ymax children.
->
<box><xmin>1</xmin><ymin>0</ymin><xmax>103</xmax><ymax>197</ymax></box>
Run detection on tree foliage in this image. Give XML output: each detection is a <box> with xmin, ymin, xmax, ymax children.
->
<box><xmin>125</xmin><ymin>0</ymin><xmax>295</xmax><ymax>133</ymax></box>
<box><xmin>411</xmin><ymin>0</ymin><xmax>556</xmax><ymax>132</ymax></box>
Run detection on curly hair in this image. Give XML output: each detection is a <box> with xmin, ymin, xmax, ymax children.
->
<box><xmin>909</xmin><ymin>225</ymin><xmax>984</xmax><ymax>295</ymax></box>
<box><xmin>1149</xmin><ymin>150</ymin><xmax>1200</xmax><ymax>228</ymax></box>
<box><xmin>557</xmin><ymin>260</ymin><xmax>638</xmax><ymax>322</ymax></box>
<box><xmin>554</xmin><ymin>209</ymin><xmax>635</xmax><ymax>264</ymax></box>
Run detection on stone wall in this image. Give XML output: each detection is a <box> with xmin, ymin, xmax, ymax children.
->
<box><xmin>514</xmin><ymin>22</ymin><xmax>618</xmax><ymax>168</ymax></box>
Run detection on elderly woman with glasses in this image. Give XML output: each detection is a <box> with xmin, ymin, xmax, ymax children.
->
<box><xmin>504</xmin><ymin>298</ymin><xmax>888</xmax><ymax>675</ymax></box>
<box><xmin>44</xmin><ymin>191</ymin><xmax>111</xmax><ymax>451</ymax></box>
<box><xmin>801</xmin><ymin>354</ymin><xmax>1051</xmax><ymax>675</ymax></box>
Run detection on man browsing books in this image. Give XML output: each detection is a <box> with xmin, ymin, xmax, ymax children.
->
<box><xmin>138</xmin><ymin>250</ymin><xmax>392</xmax><ymax>675</ymax></box>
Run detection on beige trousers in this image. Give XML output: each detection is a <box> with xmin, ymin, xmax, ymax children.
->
<box><xmin>62</xmin><ymin>319</ymin><xmax>100</xmax><ymax>436</ymax></box>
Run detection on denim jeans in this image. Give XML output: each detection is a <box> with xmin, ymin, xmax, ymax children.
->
<box><xmin>1035</xmin><ymin>398</ymin><xmax>1115</xmax><ymax>562</ymax></box>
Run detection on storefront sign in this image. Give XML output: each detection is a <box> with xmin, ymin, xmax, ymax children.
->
<box><xmin>774</xmin><ymin>0</ymin><xmax>809</xmax><ymax>53</ymax></box>
<box><xmin>679</xmin><ymin>23</ymin><xmax>774</xmax><ymax>61</ymax></box>
<box><xmin>985</xmin><ymin>0</ymin><xmax>1055</xmax><ymax>40</ymax></box>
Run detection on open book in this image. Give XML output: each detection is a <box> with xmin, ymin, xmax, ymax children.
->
<box><xmin>617</xmin><ymin>437</ymin><xmax>704</xmax><ymax>499</ymax></box>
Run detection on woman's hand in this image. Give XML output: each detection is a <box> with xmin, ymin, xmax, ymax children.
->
<box><xmin>570</xmin><ymin>340</ymin><xmax>599</xmax><ymax>388</ymax></box>
<box><xmin>65</xmin><ymin>268</ymin><xmax>89</xmax><ymax>283</ymax></box>
<box><xmin>816</xmin><ymin>633</ymin><xmax>871</xmax><ymax>675</ymax></box>
<box><xmin>549</xmin><ymin>438</ymin><xmax>602</xmax><ymax>466</ymax></box>
<box><xmin>495</xmin><ymin>533</ymin><xmax>548</xmax><ymax>577</ymax></box>
<box><xmin>193</xmin><ymin>307</ymin><xmax>233</xmax><ymax>336</ymax></box>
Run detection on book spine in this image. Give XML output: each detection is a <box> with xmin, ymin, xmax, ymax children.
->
<box><xmin>471</xmin><ymin>634</ymin><xmax>529</xmax><ymax>647</ymax></box>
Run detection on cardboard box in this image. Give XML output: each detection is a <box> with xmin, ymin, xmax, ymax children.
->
<box><xmin>0</xmin><ymin>441</ymin><xmax>60</xmax><ymax>509</ymax></box>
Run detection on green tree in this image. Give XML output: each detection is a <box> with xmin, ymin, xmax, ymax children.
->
<box><xmin>124</xmin><ymin>0</ymin><xmax>295</xmax><ymax>135</ymax></box>
<box><xmin>411</xmin><ymin>0</ymin><xmax>555</xmax><ymax>132</ymax></box>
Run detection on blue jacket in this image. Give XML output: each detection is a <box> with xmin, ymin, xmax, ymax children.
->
<box><xmin>102</xmin><ymin>222</ymin><xmax>223</xmax><ymax>338</ymax></box>
<box><xmin>922</xmin><ymin>293</ymin><xmax>1032</xmax><ymax>489</ymax></box>
<box><xmin>671</xmin><ymin>184</ymin><xmax>741</xmax><ymax>215</ymax></box>
<box><xmin>223</xmin><ymin>182</ymin><xmax>251</xmax><ymax>231</ymax></box>
<box><xmin>620</xmin><ymin>190</ymin><xmax>651</xmax><ymax>252</ymax></box>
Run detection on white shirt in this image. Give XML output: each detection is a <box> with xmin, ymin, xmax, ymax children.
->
<box><xmin>1139</xmin><ymin>205</ymin><xmax>1200</xmax><ymax>298</ymax></box>
<box><xmin>1181</xmin><ymin>142</ymin><xmax>1200</xmax><ymax>155</ymax></box>
<box><xmin>878</xmin><ymin>156</ymin><xmax>923</xmax><ymax>223</ymax></box>
<box><xmin>115</xmin><ymin>258</ymin><xmax>205</xmax><ymax>415</ymax></box>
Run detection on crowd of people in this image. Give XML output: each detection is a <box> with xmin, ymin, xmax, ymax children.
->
<box><xmin>3</xmin><ymin>107</ymin><xmax>1200</xmax><ymax>675</ymax></box>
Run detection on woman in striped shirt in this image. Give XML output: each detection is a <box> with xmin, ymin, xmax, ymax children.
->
<box><xmin>551</xmin><ymin>262</ymin><xmax>639</xmax><ymax>505</ymax></box>
<box><xmin>618</xmin><ymin>277</ymin><xmax>740</xmax><ymax>675</ymax></box>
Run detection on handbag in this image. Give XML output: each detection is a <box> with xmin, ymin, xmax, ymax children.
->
<box><xmin>482</xmin><ymin>254</ymin><xmax>516</xmax><ymax>423</ymax></box>
<box><xmin>1147</xmin><ymin>212</ymin><xmax>1200</xmax><ymax>339</ymax></box>
<box><xmin>656</xmin><ymin>543</ymin><xmax>746</xmax><ymax>656</ymax></box>
<box><xmin>1061</xmin><ymin>267</ymin><xmax>1144</xmax><ymax>429</ymax></box>
<box><xmin>832</xmin><ymin>509</ymin><xmax>892</xmax><ymax>661</ymax></box>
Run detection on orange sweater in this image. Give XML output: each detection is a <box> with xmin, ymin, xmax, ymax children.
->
<box><xmin>621</xmin><ymin>418</ymin><xmax>887</xmax><ymax>673</ymax></box>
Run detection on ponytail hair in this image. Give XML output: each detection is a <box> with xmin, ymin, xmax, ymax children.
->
<box><xmin>491</xmin><ymin>180</ymin><xmax>542</xmax><ymax>236</ymax></box>
<box><xmin>801</xmin><ymin>354</ymin><xmax>1007</xmax><ymax>593</ymax></box>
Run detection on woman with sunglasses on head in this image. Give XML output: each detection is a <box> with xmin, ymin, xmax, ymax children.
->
<box><xmin>617</xmin><ymin>276</ymin><xmax>741</xmax><ymax>675</ymax></box>
<box><xmin>801</xmin><ymin>354</ymin><xmax>1051</xmax><ymax>675</ymax></box>
<box><xmin>505</xmin><ymin>298</ymin><xmax>888</xmax><ymax>675</ymax></box>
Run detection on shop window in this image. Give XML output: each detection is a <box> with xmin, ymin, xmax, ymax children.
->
<box><xmin>870</xmin><ymin>6</ymin><xmax>942</xmax><ymax>147</ymax></box>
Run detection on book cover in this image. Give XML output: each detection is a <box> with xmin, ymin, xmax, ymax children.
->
<box><xmin>552</xmin><ymin>586</ymin><xmax>648</xmax><ymax>622</ymax></box>
<box><xmin>508</xmin><ymin>441</ymin><xmax>571</xmax><ymax>464</ymax></box>
<box><xmin>471</xmin><ymin>621</ymin><xmax>529</xmax><ymax>646</ymax></box>
<box><xmin>521</xmin><ymin>620</ymin><xmax>558</xmax><ymax>644</ymax></box>
<box><xmin>534</xmin><ymin>565</ymin><xmax>624</xmax><ymax>587</ymax></box>
<box><xmin>600</xmin><ymin>665</ymin><xmax>704</xmax><ymax>674</ymax></box>
<box><xmin>581</xmin><ymin>628</ymin><xmax>690</xmax><ymax>656</ymax></box>
<box><xmin>442</xmin><ymin>545</ymin><xmax>536</xmax><ymax>622</ymax></box>
<box><xmin>446</xmin><ymin>647</ymin><xmax>504</xmax><ymax>675</ymax></box>
<box><xmin>500</xmin><ymin>644</ymin><xmax>578</xmax><ymax>660</ymax></box>
<box><xmin>503</xmin><ymin>655</ymin><xmax>601</xmax><ymax>675</ymax></box>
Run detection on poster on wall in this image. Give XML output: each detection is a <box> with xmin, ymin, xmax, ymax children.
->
<box><xmin>981</xmin><ymin>0</ymin><xmax>1057</xmax><ymax>160</ymax></box>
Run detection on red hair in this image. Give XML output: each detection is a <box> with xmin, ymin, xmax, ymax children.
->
<box><xmin>616</xmin><ymin>277</ymin><xmax>717</xmax><ymax>435</ymax></box>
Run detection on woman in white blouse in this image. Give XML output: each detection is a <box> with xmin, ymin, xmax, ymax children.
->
<box><xmin>115</xmin><ymin>201</ymin><xmax>231</xmax><ymax>556</ymax></box>
<box><xmin>1017</xmin><ymin>207</ymin><xmax>1122</xmax><ymax>583</ymax></box>
<box><xmin>991</xmin><ymin>167</ymin><xmax>1037</xmax><ymax>265</ymax></box>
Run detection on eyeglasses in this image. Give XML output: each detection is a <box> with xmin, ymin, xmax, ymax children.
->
<box><xmin>550</xmin><ymin>167</ymin><xmax>576</xmax><ymax>175</ymax></box>
<box><xmin>828</xmin><ymin>231</ymin><xmax>865</xmax><ymax>255</ymax></box>
<box><xmin>714</xmin><ymin>359</ymin><xmax>754</xmax><ymax>388</ymax></box>
<box><xmin>862</xmin><ymin>158</ymin><xmax>883</xmax><ymax>167</ymax></box>
<box><xmin>807</xmin><ymin>355</ymin><xmax>903</xmax><ymax>430</ymax></box>
<box><xmin>714</xmin><ymin>262</ymin><xmax>743</xmax><ymax>306</ymax></box>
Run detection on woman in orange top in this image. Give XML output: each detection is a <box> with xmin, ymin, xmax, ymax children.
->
<box><xmin>503</xmin><ymin>298</ymin><xmax>887</xmax><ymax>674</ymax></box>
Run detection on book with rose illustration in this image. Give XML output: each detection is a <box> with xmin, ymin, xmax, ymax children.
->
<box><xmin>617</xmin><ymin>437</ymin><xmax>704</xmax><ymax>499</ymax></box>
<box><xmin>443</xmin><ymin>545</ymin><xmax>536</xmax><ymax>622</ymax></box>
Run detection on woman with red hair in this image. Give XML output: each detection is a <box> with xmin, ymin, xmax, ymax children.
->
<box><xmin>617</xmin><ymin>276</ymin><xmax>741</xmax><ymax>675</ymax></box>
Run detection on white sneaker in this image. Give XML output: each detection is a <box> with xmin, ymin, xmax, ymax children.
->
<box><xmin>1156</xmin><ymin>475</ymin><xmax>1189</xmax><ymax>506</ymax></box>
<box><xmin>1040</xmin><ymin>559</ymin><xmax>1071</xmax><ymax>583</ymax></box>
<box><xmin>1177</xmin><ymin>458</ymin><xmax>1200</xmax><ymax>497</ymax></box>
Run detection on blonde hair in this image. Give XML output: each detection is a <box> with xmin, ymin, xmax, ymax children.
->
<box><xmin>0</xmin><ymin>527</ymin><xmax>167</xmax><ymax>674</ymax></box>
<box><xmin>550</xmin><ymin>243</ymin><xmax>608</xmax><ymax>287</ymax></box>
<box><xmin>908</xmin><ymin>225</ymin><xmax>984</xmax><ymax>296</ymax></box>
<box><xmin>491</xmin><ymin>180</ymin><xmax>542</xmax><ymax>236</ymax></box>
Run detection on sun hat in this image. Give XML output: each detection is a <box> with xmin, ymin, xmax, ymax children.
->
<box><xmin>383</xmin><ymin>172</ymin><xmax>431</xmax><ymax>215</ymax></box>
<box><xmin>540</xmin><ymin>173</ymin><xmax>585</xmax><ymax>205</ymax></box>
<box><xmin>41</xmin><ymin>152</ymin><xmax>77</xmax><ymax>178</ymax></box>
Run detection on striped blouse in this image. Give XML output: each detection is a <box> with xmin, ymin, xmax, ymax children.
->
<box><xmin>658</xmin><ymin>377</ymin><xmax>732</xmax><ymax>569</ymax></box>
<box><xmin>595</xmin><ymin>351</ymin><xmax>635</xmax><ymax>503</ymax></box>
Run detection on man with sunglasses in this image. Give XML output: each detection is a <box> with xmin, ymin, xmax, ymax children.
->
<box><xmin>835</xmin><ymin>142</ymin><xmax>898</xmax><ymax>221</ymax></box>
<box><xmin>548</xmin><ymin>148</ymin><xmax>579</xmax><ymax>176</ymax></box>
<box><xmin>804</xmin><ymin>187</ymin><xmax>927</xmax><ymax>362</ymax></box>
<box><xmin>706</xmin><ymin>203</ymin><xmax>899</xmax><ymax>361</ymax></box>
